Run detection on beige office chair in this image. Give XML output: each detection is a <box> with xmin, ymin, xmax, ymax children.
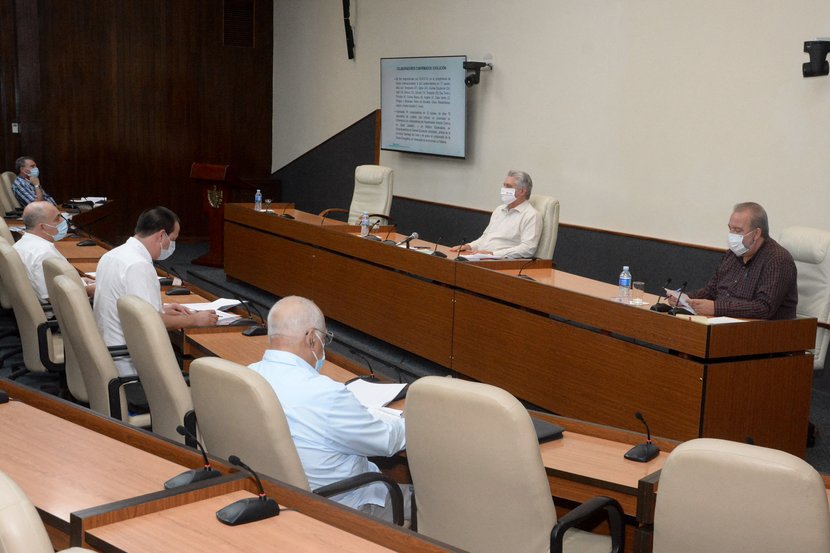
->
<box><xmin>653</xmin><ymin>438</ymin><xmax>830</xmax><ymax>552</ymax></box>
<box><xmin>118</xmin><ymin>295</ymin><xmax>193</xmax><ymax>444</ymax></box>
<box><xmin>779</xmin><ymin>226</ymin><xmax>830</xmax><ymax>372</ymax></box>
<box><xmin>42</xmin><ymin>257</ymin><xmax>88</xmax><ymax>403</ymax></box>
<box><xmin>319</xmin><ymin>165</ymin><xmax>394</xmax><ymax>225</ymax></box>
<box><xmin>528</xmin><ymin>194</ymin><xmax>560</xmax><ymax>260</ymax></box>
<box><xmin>406</xmin><ymin>376</ymin><xmax>624</xmax><ymax>553</ymax></box>
<box><xmin>0</xmin><ymin>217</ymin><xmax>14</xmax><ymax>246</ymax></box>
<box><xmin>0</xmin><ymin>241</ymin><xmax>64</xmax><ymax>380</ymax></box>
<box><xmin>50</xmin><ymin>274</ymin><xmax>150</xmax><ymax>428</ymax></box>
<box><xmin>0</xmin><ymin>171</ymin><xmax>20</xmax><ymax>213</ymax></box>
<box><xmin>0</xmin><ymin>470</ymin><xmax>91</xmax><ymax>553</ymax></box>
<box><xmin>189</xmin><ymin>357</ymin><xmax>406</xmax><ymax>525</ymax></box>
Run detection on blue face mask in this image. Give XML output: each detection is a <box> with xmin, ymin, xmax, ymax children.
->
<box><xmin>311</xmin><ymin>347</ymin><xmax>325</xmax><ymax>372</ymax></box>
<box><xmin>28</xmin><ymin>167</ymin><xmax>39</xmax><ymax>178</ymax></box>
<box><xmin>46</xmin><ymin>219</ymin><xmax>68</xmax><ymax>242</ymax></box>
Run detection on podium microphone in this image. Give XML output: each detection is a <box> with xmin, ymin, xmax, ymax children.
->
<box><xmin>516</xmin><ymin>258</ymin><xmax>537</xmax><ymax>281</ymax></box>
<box><xmin>164</xmin><ymin>425</ymin><xmax>222</xmax><ymax>489</ymax></box>
<box><xmin>396</xmin><ymin>232</ymin><xmax>419</xmax><ymax>249</ymax></box>
<box><xmin>624</xmin><ymin>411</ymin><xmax>660</xmax><ymax>462</ymax></box>
<box><xmin>363</xmin><ymin>219</ymin><xmax>382</xmax><ymax>241</ymax></box>
<box><xmin>216</xmin><ymin>456</ymin><xmax>280</xmax><ymax>525</ymax></box>
<box><xmin>279</xmin><ymin>205</ymin><xmax>295</xmax><ymax>220</ymax></box>
<box><xmin>668</xmin><ymin>281</ymin><xmax>693</xmax><ymax>316</ymax></box>
<box><xmin>348</xmin><ymin>348</ymin><xmax>379</xmax><ymax>382</ymax></box>
<box><xmin>650</xmin><ymin>278</ymin><xmax>673</xmax><ymax>312</ymax></box>
<box><xmin>431</xmin><ymin>236</ymin><xmax>448</xmax><ymax>258</ymax></box>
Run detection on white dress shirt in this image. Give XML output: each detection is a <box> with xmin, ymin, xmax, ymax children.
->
<box><xmin>93</xmin><ymin>237</ymin><xmax>161</xmax><ymax>377</ymax></box>
<box><xmin>249</xmin><ymin>349</ymin><xmax>406</xmax><ymax>510</ymax></box>
<box><xmin>13</xmin><ymin>232</ymin><xmax>65</xmax><ymax>302</ymax></box>
<box><xmin>469</xmin><ymin>200</ymin><xmax>542</xmax><ymax>258</ymax></box>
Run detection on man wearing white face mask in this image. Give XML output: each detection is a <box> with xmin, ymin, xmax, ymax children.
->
<box><xmin>249</xmin><ymin>296</ymin><xmax>408</xmax><ymax>523</ymax></box>
<box><xmin>94</xmin><ymin>206</ymin><xmax>219</xmax><ymax>376</ymax></box>
<box><xmin>13</xmin><ymin>201</ymin><xmax>94</xmax><ymax>302</ymax></box>
<box><xmin>686</xmin><ymin>202</ymin><xmax>797</xmax><ymax>319</ymax></box>
<box><xmin>12</xmin><ymin>156</ymin><xmax>57</xmax><ymax>207</ymax></box>
<box><xmin>450</xmin><ymin>170</ymin><xmax>542</xmax><ymax>258</ymax></box>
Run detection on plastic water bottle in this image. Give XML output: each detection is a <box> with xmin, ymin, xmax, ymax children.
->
<box><xmin>619</xmin><ymin>266</ymin><xmax>632</xmax><ymax>302</ymax></box>
<box><xmin>254</xmin><ymin>189</ymin><xmax>262</xmax><ymax>212</ymax></box>
<box><xmin>359</xmin><ymin>212</ymin><xmax>370</xmax><ymax>237</ymax></box>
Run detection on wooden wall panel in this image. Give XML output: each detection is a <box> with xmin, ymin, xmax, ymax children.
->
<box><xmin>10</xmin><ymin>0</ymin><xmax>272</xmax><ymax>240</ymax></box>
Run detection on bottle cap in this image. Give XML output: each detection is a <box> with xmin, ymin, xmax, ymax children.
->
<box><xmin>623</xmin><ymin>266</ymin><xmax>629</xmax><ymax>271</ymax></box>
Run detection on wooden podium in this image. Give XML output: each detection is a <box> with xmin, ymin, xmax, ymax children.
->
<box><xmin>189</xmin><ymin>163</ymin><xmax>236</xmax><ymax>267</ymax></box>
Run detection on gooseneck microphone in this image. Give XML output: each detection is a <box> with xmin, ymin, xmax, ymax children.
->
<box><xmin>396</xmin><ymin>232</ymin><xmax>419</xmax><ymax>249</ymax></box>
<box><xmin>650</xmin><ymin>278</ymin><xmax>673</xmax><ymax>313</ymax></box>
<box><xmin>348</xmin><ymin>348</ymin><xmax>379</xmax><ymax>382</ymax></box>
<box><xmin>164</xmin><ymin>425</ymin><xmax>222</xmax><ymax>489</ymax></box>
<box><xmin>516</xmin><ymin>258</ymin><xmax>538</xmax><ymax>281</ymax></box>
<box><xmin>164</xmin><ymin>265</ymin><xmax>191</xmax><ymax>296</ymax></box>
<box><xmin>624</xmin><ymin>411</ymin><xmax>660</xmax><ymax>462</ymax></box>
<box><xmin>363</xmin><ymin>219</ymin><xmax>382</xmax><ymax>241</ymax></box>
<box><xmin>216</xmin><ymin>455</ymin><xmax>280</xmax><ymax>525</ymax></box>
<box><xmin>279</xmin><ymin>205</ymin><xmax>295</xmax><ymax>220</ymax></box>
<box><xmin>431</xmin><ymin>236</ymin><xmax>448</xmax><ymax>258</ymax></box>
<box><xmin>668</xmin><ymin>281</ymin><xmax>693</xmax><ymax>316</ymax></box>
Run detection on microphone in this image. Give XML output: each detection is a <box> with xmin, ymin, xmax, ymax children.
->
<box><xmin>216</xmin><ymin>455</ymin><xmax>280</xmax><ymax>525</ymax></box>
<box><xmin>516</xmin><ymin>258</ymin><xmax>537</xmax><ymax>281</ymax></box>
<box><xmin>320</xmin><ymin>211</ymin><xmax>330</xmax><ymax>226</ymax></box>
<box><xmin>226</xmin><ymin>299</ymin><xmax>259</xmax><ymax>327</ymax></box>
<box><xmin>164</xmin><ymin>425</ymin><xmax>222</xmax><ymax>489</ymax></box>
<box><xmin>382</xmin><ymin>227</ymin><xmax>396</xmax><ymax>245</ymax></box>
<box><xmin>624</xmin><ymin>411</ymin><xmax>660</xmax><ymax>462</ymax></box>
<box><xmin>362</xmin><ymin>219</ymin><xmax>382</xmax><ymax>241</ymax></box>
<box><xmin>164</xmin><ymin>265</ymin><xmax>190</xmax><ymax>296</ymax></box>
<box><xmin>396</xmin><ymin>232</ymin><xmax>419</xmax><ymax>249</ymax></box>
<box><xmin>668</xmin><ymin>281</ymin><xmax>693</xmax><ymax>316</ymax></box>
<box><xmin>431</xmin><ymin>236</ymin><xmax>448</xmax><ymax>258</ymax></box>
<box><xmin>649</xmin><ymin>278</ymin><xmax>673</xmax><ymax>313</ymax></box>
<box><xmin>279</xmin><ymin>205</ymin><xmax>295</xmax><ymax>220</ymax></box>
<box><xmin>348</xmin><ymin>348</ymin><xmax>379</xmax><ymax>382</ymax></box>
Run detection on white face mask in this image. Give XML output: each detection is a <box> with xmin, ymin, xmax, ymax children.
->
<box><xmin>727</xmin><ymin>232</ymin><xmax>753</xmax><ymax>256</ymax></box>
<box><xmin>158</xmin><ymin>231</ymin><xmax>176</xmax><ymax>260</ymax></box>
<box><xmin>500</xmin><ymin>187</ymin><xmax>516</xmax><ymax>205</ymax></box>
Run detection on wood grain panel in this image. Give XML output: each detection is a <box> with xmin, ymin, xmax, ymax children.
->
<box><xmin>452</xmin><ymin>292</ymin><xmax>704</xmax><ymax>440</ymax></box>
<box><xmin>701</xmin><ymin>355</ymin><xmax>812</xmax><ymax>457</ymax></box>
<box><xmin>706</xmin><ymin>317</ymin><xmax>816</xmax><ymax>358</ymax></box>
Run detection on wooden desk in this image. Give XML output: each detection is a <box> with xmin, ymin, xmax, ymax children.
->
<box><xmin>55</xmin><ymin>239</ymin><xmax>108</xmax><ymax>262</ymax></box>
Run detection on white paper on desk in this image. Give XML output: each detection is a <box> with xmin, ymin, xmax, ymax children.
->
<box><xmin>459</xmin><ymin>253</ymin><xmax>501</xmax><ymax>260</ymax></box>
<box><xmin>664</xmin><ymin>288</ymin><xmax>697</xmax><ymax>314</ymax></box>
<box><xmin>707</xmin><ymin>316</ymin><xmax>748</xmax><ymax>325</ymax></box>
<box><xmin>346</xmin><ymin>379</ymin><xmax>407</xmax><ymax>409</ymax></box>
<box><xmin>214</xmin><ymin>311</ymin><xmax>242</xmax><ymax>325</ymax></box>
<box><xmin>70</xmin><ymin>196</ymin><xmax>107</xmax><ymax>204</ymax></box>
<box><xmin>185</xmin><ymin>298</ymin><xmax>243</xmax><ymax>312</ymax></box>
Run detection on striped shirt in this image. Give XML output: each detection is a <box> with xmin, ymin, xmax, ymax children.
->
<box><xmin>12</xmin><ymin>176</ymin><xmax>57</xmax><ymax>207</ymax></box>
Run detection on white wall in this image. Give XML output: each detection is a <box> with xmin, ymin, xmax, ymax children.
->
<box><xmin>273</xmin><ymin>0</ymin><xmax>830</xmax><ymax>247</ymax></box>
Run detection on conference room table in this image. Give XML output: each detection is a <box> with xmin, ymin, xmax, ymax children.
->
<box><xmin>223</xmin><ymin>203</ymin><xmax>817</xmax><ymax>456</ymax></box>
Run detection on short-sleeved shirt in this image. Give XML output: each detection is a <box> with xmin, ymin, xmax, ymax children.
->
<box><xmin>12</xmin><ymin>232</ymin><xmax>65</xmax><ymax>302</ymax></box>
<box><xmin>469</xmin><ymin>200</ymin><xmax>542</xmax><ymax>258</ymax></box>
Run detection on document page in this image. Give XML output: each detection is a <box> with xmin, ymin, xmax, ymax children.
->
<box><xmin>346</xmin><ymin>379</ymin><xmax>407</xmax><ymax>409</ymax></box>
<box><xmin>665</xmin><ymin>288</ymin><xmax>697</xmax><ymax>314</ymax></box>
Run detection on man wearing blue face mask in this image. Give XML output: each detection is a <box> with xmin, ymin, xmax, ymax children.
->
<box><xmin>685</xmin><ymin>202</ymin><xmax>797</xmax><ymax>319</ymax></box>
<box><xmin>249</xmin><ymin>296</ymin><xmax>409</xmax><ymax>523</ymax></box>
<box><xmin>13</xmin><ymin>201</ymin><xmax>94</xmax><ymax>302</ymax></box>
<box><xmin>450</xmin><ymin>170</ymin><xmax>541</xmax><ymax>258</ymax></box>
<box><xmin>94</xmin><ymin>206</ymin><xmax>219</xmax><ymax>376</ymax></box>
<box><xmin>13</xmin><ymin>156</ymin><xmax>57</xmax><ymax>207</ymax></box>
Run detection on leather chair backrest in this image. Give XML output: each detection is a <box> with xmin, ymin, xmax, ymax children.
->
<box><xmin>0</xmin><ymin>217</ymin><xmax>14</xmax><ymax>246</ymax></box>
<box><xmin>42</xmin><ymin>257</ymin><xmax>88</xmax><ymax>403</ymax></box>
<box><xmin>189</xmin><ymin>357</ymin><xmax>309</xmax><ymax>489</ymax></box>
<box><xmin>0</xmin><ymin>470</ymin><xmax>58</xmax><ymax>553</ymax></box>
<box><xmin>0</xmin><ymin>241</ymin><xmax>60</xmax><ymax>373</ymax></box>
<box><xmin>528</xmin><ymin>195</ymin><xmax>560</xmax><ymax>260</ymax></box>
<box><xmin>0</xmin><ymin>219</ymin><xmax>15</xmax><ymax>310</ymax></box>
<box><xmin>653</xmin><ymin>438</ymin><xmax>830</xmax><ymax>553</ymax></box>
<box><xmin>779</xmin><ymin>226</ymin><xmax>830</xmax><ymax>370</ymax></box>
<box><xmin>0</xmin><ymin>172</ymin><xmax>20</xmax><ymax>211</ymax></box>
<box><xmin>118</xmin><ymin>295</ymin><xmax>192</xmax><ymax>443</ymax></box>
<box><xmin>406</xmin><ymin>376</ymin><xmax>556</xmax><ymax>553</ymax></box>
<box><xmin>51</xmin><ymin>274</ymin><xmax>128</xmax><ymax>419</ymax></box>
<box><xmin>348</xmin><ymin>165</ymin><xmax>393</xmax><ymax>224</ymax></box>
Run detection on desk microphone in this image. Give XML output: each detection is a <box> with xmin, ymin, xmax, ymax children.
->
<box><xmin>363</xmin><ymin>219</ymin><xmax>382</xmax><ymax>241</ymax></box>
<box><xmin>650</xmin><ymin>278</ymin><xmax>673</xmax><ymax>313</ymax></box>
<box><xmin>320</xmin><ymin>212</ymin><xmax>330</xmax><ymax>226</ymax></box>
<box><xmin>164</xmin><ymin>425</ymin><xmax>222</xmax><ymax>489</ymax></box>
<box><xmin>216</xmin><ymin>455</ymin><xmax>280</xmax><ymax>525</ymax></box>
<box><xmin>382</xmin><ymin>227</ymin><xmax>396</xmax><ymax>245</ymax></box>
<box><xmin>668</xmin><ymin>281</ymin><xmax>693</xmax><ymax>316</ymax></box>
<box><xmin>431</xmin><ymin>236</ymin><xmax>448</xmax><ymax>258</ymax></box>
<box><xmin>164</xmin><ymin>265</ymin><xmax>190</xmax><ymax>296</ymax></box>
<box><xmin>624</xmin><ymin>411</ymin><xmax>660</xmax><ymax>462</ymax></box>
<box><xmin>279</xmin><ymin>206</ymin><xmax>295</xmax><ymax>220</ymax></box>
<box><xmin>516</xmin><ymin>258</ymin><xmax>537</xmax><ymax>281</ymax></box>
<box><xmin>396</xmin><ymin>232</ymin><xmax>419</xmax><ymax>249</ymax></box>
<box><xmin>348</xmin><ymin>348</ymin><xmax>379</xmax><ymax>382</ymax></box>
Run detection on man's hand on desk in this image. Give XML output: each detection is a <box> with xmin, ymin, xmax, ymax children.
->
<box><xmin>164</xmin><ymin>303</ymin><xmax>192</xmax><ymax>316</ymax></box>
<box><xmin>449</xmin><ymin>244</ymin><xmax>494</xmax><ymax>255</ymax></box>
<box><xmin>687</xmin><ymin>299</ymin><xmax>715</xmax><ymax>316</ymax></box>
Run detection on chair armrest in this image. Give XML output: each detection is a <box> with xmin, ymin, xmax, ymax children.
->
<box><xmin>367</xmin><ymin>213</ymin><xmax>394</xmax><ymax>225</ymax></box>
<box><xmin>319</xmin><ymin>207</ymin><xmax>349</xmax><ymax>220</ymax></box>
<box><xmin>107</xmin><ymin>375</ymin><xmax>141</xmax><ymax>421</ymax></box>
<box><xmin>36</xmin><ymin>320</ymin><xmax>64</xmax><ymax>373</ymax></box>
<box><xmin>314</xmin><ymin>472</ymin><xmax>404</xmax><ymax>526</ymax></box>
<box><xmin>550</xmin><ymin>496</ymin><xmax>625</xmax><ymax>553</ymax></box>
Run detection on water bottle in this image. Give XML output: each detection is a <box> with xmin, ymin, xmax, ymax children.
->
<box><xmin>254</xmin><ymin>189</ymin><xmax>262</xmax><ymax>212</ymax></box>
<box><xmin>359</xmin><ymin>211</ymin><xmax>370</xmax><ymax>237</ymax></box>
<box><xmin>619</xmin><ymin>266</ymin><xmax>632</xmax><ymax>301</ymax></box>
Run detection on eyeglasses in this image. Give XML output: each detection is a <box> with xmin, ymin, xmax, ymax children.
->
<box><xmin>311</xmin><ymin>328</ymin><xmax>334</xmax><ymax>345</ymax></box>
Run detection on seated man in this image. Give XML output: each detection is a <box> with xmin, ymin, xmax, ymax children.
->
<box><xmin>450</xmin><ymin>170</ymin><xmax>542</xmax><ymax>258</ymax></box>
<box><xmin>686</xmin><ymin>202</ymin><xmax>797</xmax><ymax>319</ymax></box>
<box><xmin>13</xmin><ymin>201</ymin><xmax>94</xmax><ymax>302</ymax></box>
<box><xmin>94</xmin><ymin>206</ymin><xmax>218</xmax><ymax>376</ymax></box>
<box><xmin>249</xmin><ymin>296</ymin><xmax>408</xmax><ymax>523</ymax></box>
<box><xmin>12</xmin><ymin>156</ymin><xmax>57</xmax><ymax>207</ymax></box>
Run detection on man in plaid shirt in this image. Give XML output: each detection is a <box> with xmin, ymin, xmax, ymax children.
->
<box><xmin>12</xmin><ymin>156</ymin><xmax>57</xmax><ymax>208</ymax></box>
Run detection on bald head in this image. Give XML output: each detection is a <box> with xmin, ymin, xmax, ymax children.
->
<box><xmin>22</xmin><ymin>201</ymin><xmax>60</xmax><ymax>231</ymax></box>
<box><xmin>267</xmin><ymin>296</ymin><xmax>326</xmax><ymax>340</ymax></box>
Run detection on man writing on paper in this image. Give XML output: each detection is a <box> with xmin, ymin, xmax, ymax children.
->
<box><xmin>13</xmin><ymin>201</ymin><xmax>95</xmax><ymax>302</ymax></box>
<box><xmin>94</xmin><ymin>206</ymin><xmax>218</xmax><ymax>376</ymax></box>
<box><xmin>13</xmin><ymin>156</ymin><xmax>58</xmax><ymax>207</ymax></box>
<box><xmin>450</xmin><ymin>170</ymin><xmax>542</xmax><ymax>258</ymax></box>
<box><xmin>684</xmin><ymin>202</ymin><xmax>797</xmax><ymax>319</ymax></box>
<box><xmin>249</xmin><ymin>296</ymin><xmax>409</xmax><ymax>523</ymax></box>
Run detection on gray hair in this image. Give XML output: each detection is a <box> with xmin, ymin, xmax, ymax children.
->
<box><xmin>733</xmin><ymin>202</ymin><xmax>769</xmax><ymax>239</ymax></box>
<box><xmin>267</xmin><ymin>296</ymin><xmax>325</xmax><ymax>339</ymax></box>
<box><xmin>21</xmin><ymin>201</ymin><xmax>55</xmax><ymax>229</ymax></box>
<box><xmin>15</xmin><ymin>156</ymin><xmax>33</xmax><ymax>174</ymax></box>
<box><xmin>507</xmin><ymin>170</ymin><xmax>533</xmax><ymax>199</ymax></box>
